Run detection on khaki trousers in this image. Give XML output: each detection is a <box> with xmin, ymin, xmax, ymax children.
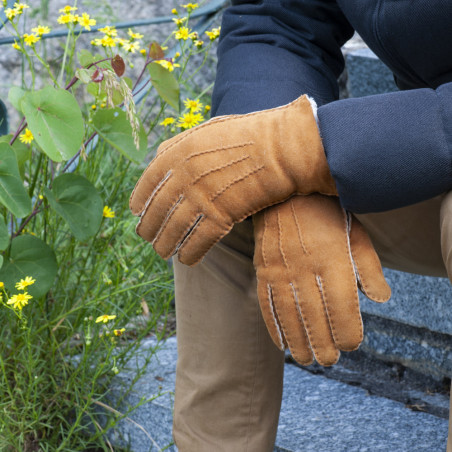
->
<box><xmin>173</xmin><ymin>193</ymin><xmax>452</xmax><ymax>452</ymax></box>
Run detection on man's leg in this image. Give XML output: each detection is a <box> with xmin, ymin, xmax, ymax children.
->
<box><xmin>172</xmin><ymin>219</ymin><xmax>285</xmax><ymax>452</ymax></box>
<box><xmin>357</xmin><ymin>194</ymin><xmax>451</xmax><ymax>451</ymax></box>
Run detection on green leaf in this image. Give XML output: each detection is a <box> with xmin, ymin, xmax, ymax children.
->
<box><xmin>92</xmin><ymin>108</ymin><xmax>147</xmax><ymax>163</ymax></box>
<box><xmin>0</xmin><ymin>235</ymin><xmax>57</xmax><ymax>298</ymax></box>
<box><xmin>43</xmin><ymin>174</ymin><xmax>103</xmax><ymax>242</ymax></box>
<box><xmin>87</xmin><ymin>80</ymin><xmax>123</xmax><ymax>106</ymax></box>
<box><xmin>148</xmin><ymin>62</ymin><xmax>180</xmax><ymax>112</ymax></box>
<box><xmin>8</xmin><ymin>87</ymin><xmax>26</xmax><ymax>114</ymax></box>
<box><xmin>0</xmin><ymin>216</ymin><xmax>9</xmax><ymax>251</ymax></box>
<box><xmin>75</xmin><ymin>67</ymin><xmax>95</xmax><ymax>84</ymax></box>
<box><xmin>0</xmin><ymin>142</ymin><xmax>32</xmax><ymax>217</ymax></box>
<box><xmin>78</xmin><ymin>49</ymin><xmax>96</xmax><ymax>67</ymax></box>
<box><xmin>0</xmin><ymin>135</ymin><xmax>32</xmax><ymax>179</ymax></box>
<box><xmin>21</xmin><ymin>86</ymin><xmax>84</xmax><ymax>162</ymax></box>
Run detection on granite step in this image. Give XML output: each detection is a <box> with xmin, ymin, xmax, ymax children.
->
<box><xmin>108</xmin><ymin>337</ymin><xmax>449</xmax><ymax>452</ymax></box>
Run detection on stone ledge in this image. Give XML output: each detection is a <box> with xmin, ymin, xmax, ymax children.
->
<box><xmin>108</xmin><ymin>337</ymin><xmax>449</xmax><ymax>452</ymax></box>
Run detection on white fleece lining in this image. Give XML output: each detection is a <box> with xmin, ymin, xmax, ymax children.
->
<box><xmin>306</xmin><ymin>94</ymin><xmax>319</xmax><ymax>123</ymax></box>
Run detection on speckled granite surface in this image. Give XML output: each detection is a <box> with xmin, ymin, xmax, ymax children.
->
<box><xmin>110</xmin><ymin>337</ymin><xmax>449</xmax><ymax>452</ymax></box>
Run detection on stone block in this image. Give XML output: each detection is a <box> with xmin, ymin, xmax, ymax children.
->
<box><xmin>276</xmin><ymin>364</ymin><xmax>448</xmax><ymax>452</ymax></box>
<box><xmin>345</xmin><ymin>47</ymin><xmax>398</xmax><ymax>97</ymax></box>
<box><xmin>108</xmin><ymin>337</ymin><xmax>449</xmax><ymax>452</ymax></box>
<box><xmin>360</xmin><ymin>269</ymin><xmax>452</xmax><ymax>335</ymax></box>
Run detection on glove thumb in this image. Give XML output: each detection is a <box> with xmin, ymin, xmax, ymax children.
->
<box><xmin>348</xmin><ymin>214</ymin><xmax>391</xmax><ymax>303</ymax></box>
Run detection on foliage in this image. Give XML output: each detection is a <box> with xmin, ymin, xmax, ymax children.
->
<box><xmin>0</xmin><ymin>1</ymin><xmax>219</xmax><ymax>449</ymax></box>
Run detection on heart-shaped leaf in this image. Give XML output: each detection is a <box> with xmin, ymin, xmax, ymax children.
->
<box><xmin>148</xmin><ymin>62</ymin><xmax>180</xmax><ymax>111</ymax></box>
<box><xmin>92</xmin><ymin>108</ymin><xmax>147</xmax><ymax>163</ymax></box>
<box><xmin>21</xmin><ymin>86</ymin><xmax>84</xmax><ymax>162</ymax></box>
<box><xmin>0</xmin><ymin>216</ymin><xmax>9</xmax><ymax>251</ymax></box>
<box><xmin>0</xmin><ymin>142</ymin><xmax>32</xmax><ymax>217</ymax></box>
<box><xmin>0</xmin><ymin>235</ymin><xmax>57</xmax><ymax>298</ymax></box>
<box><xmin>44</xmin><ymin>174</ymin><xmax>103</xmax><ymax>242</ymax></box>
<box><xmin>8</xmin><ymin>86</ymin><xmax>26</xmax><ymax>114</ymax></box>
<box><xmin>0</xmin><ymin>135</ymin><xmax>31</xmax><ymax>179</ymax></box>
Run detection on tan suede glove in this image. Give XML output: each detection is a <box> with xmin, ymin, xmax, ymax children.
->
<box><xmin>130</xmin><ymin>95</ymin><xmax>337</xmax><ymax>266</ymax></box>
<box><xmin>253</xmin><ymin>194</ymin><xmax>391</xmax><ymax>366</ymax></box>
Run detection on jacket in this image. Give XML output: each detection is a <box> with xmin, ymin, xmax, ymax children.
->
<box><xmin>211</xmin><ymin>0</ymin><xmax>452</xmax><ymax>213</ymax></box>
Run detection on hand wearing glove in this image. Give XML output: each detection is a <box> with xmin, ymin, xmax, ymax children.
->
<box><xmin>130</xmin><ymin>95</ymin><xmax>337</xmax><ymax>266</ymax></box>
<box><xmin>253</xmin><ymin>194</ymin><xmax>391</xmax><ymax>366</ymax></box>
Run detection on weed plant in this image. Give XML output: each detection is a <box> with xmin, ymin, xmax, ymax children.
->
<box><xmin>0</xmin><ymin>1</ymin><xmax>219</xmax><ymax>449</ymax></box>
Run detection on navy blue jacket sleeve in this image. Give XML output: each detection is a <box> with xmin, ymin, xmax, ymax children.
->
<box><xmin>212</xmin><ymin>1</ymin><xmax>452</xmax><ymax>213</ymax></box>
<box><xmin>318</xmin><ymin>82</ymin><xmax>452</xmax><ymax>213</ymax></box>
<box><xmin>211</xmin><ymin>0</ymin><xmax>354</xmax><ymax>116</ymax></box>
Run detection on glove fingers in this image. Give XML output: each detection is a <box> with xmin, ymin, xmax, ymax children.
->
<box><xmin>151</xmin><ymin>196</ymin><xmax>201</xmax><ymax>260</ymax></box>
<box><xmin>134</xmin><ymin>177</ymin><xmax>180</xmax><ymax>244</ymax></box>
<box><xmin>129</xmin><ymin>157</ymin><xmax>172</xmax><ymax>217</ymax></box>
<box><xmin>270</xmin><ymin>282</ymin><xmax>314</xmax><ymax>365</ymax></box>
<box><xmin>256</xmin><ymin>280</ymin><xmax>287</xmax><ymax>351</ymax></box>
<box><xmin>349</xmin><ymin>215</ymin><xmax>391</xmax><ymax>303</ymax></box>
<box><xmin>315</xmin><ymin>270</ymin><xmax>363</xmax><ymax>351</ymax></box>
<box><xmin>176</xmin><ymin>216</ymin><xmax>232</xmax><ymax>266</ymax></box>
<box><xmin>292</xmin><ymin>277</ymin><xmax>341</xmax><ymax>366</ymax></box>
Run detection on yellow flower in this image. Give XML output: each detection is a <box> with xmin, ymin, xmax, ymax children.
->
<box><xmin>103</xmin><ymin>206</ymin><xmax>115</xmax><ymax>218</ymax></box>
<box><xmin>127</xmin><ymin>28</ymin><xmax>143</xmax><ymax>40</ymax></box>
<box><xmin>178</xmin><ymin>112</ymin><xmax>203</xmax><ymax>129</ymax></box>
<box><xmin>95</xmin><ymin>314</ymin><xmax>117</xmax><ymax>324</ymax></box>
<box><xmin>7</xmin><ymin>292</ymin><xmax>32</xmax><ymax>310</ymax></box>
<box><xmin>31</xmin><ymin>25</ymin><xmax>50</xmax><ymax>35</ymax></box>
<box><xmin>171</xmin><ymin>8</ymin><xmax>178</xmax><ymax>14</ymax></box>
<box><xmin>13</xmin><ymin>2</ymin><xmax>28</xmax><ymax>12</ymax></box>
<box><xmin>0</xmin><ymin>282</ymin><xmax>4</xmax><ymax>289</ymax></box>
<box><xmin>78</xmin><ymin>12</ymin><xmax>96</xmax><ymax>31</ymax></box>
<box><xmin>205</xmin><ymin>27</ymin><xmax>221</xmax><ymax>41</ymax></box>
<box><xmin>99</xmin><ymin>26</ymin><xmax>117</xmax><ymax>37</ymax></box>
<box><xmin>122</xmin><ymin>40</ymin><xmax>140</xmax><ymax>53</ymax></box>
<box><xmin>184</xmin><ymin>98</ymin><xmax>203</xmax><ymax>113</ymax></box>
<box><xmin>155</xmin><ymin>59</ymin><xmax>180</xmax><ymax>72</ymax></box>
<box><xmin>5</xmin><ymin>8</ymin><xmax>17</xmax><ymax>20</ymax></box>
<box><xmin>160</xmin><ymin>117</ymin><xmax>175</xmax><ymax>127</ymax></box>
<box><xmin>140</xmin><ymin>49</ymin><xmax>147</xmax><ymax>55</ymax></box>
<box><xmin>59</xmin><ymin>5</ymin><xmax>77</xmax><ymax>13</ymax></box>
<box><xmin>172</xmin><ymin>17</ymin><xmax>187</xmax><ymax>27</ymax></box>
<box><xmin>19</xmin><ymin>128</ymin><xmax>34</xmax><ymax>144</ymax></box>
<box><xmin>174</xmin><ymin>26</ymin><xmax>190</xmax><ymax>41</ymax></box>
<box><xmin>23</xmin><ymin>33</ymin><xmax>40</xmax><ymax>46</ymax></box>
<box><xmin>99</xmin><ymin>35</ymin><xmax>118</xmax><ymax>47</ymax></box>
<box><xmin>194</xmin><ymin>39</ymin><xmax>204</xmax><ymax>48</ymax></box>
<box><xmin>57</xmin><ymin>13</ymin><xmax>76</xmax><ymax>25</ymax></box>
<box><xmin>181</xmin><ymin>3</ymin><xmax>199</xmax><ymax>11</ymax></box>
<box><xmin>113</xmin><ymin>328</ymin><xmax>126</xmax><ymax>337</ymax></box>
<box><xmin>12</xmin><ymin>40</ymin><xmax>21</xmax><ymax>50</ymax></box>
<box><xmin>15</xmin><ymin>276</ymin><xmax>36</xmax><ymax>291</ymax></box>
